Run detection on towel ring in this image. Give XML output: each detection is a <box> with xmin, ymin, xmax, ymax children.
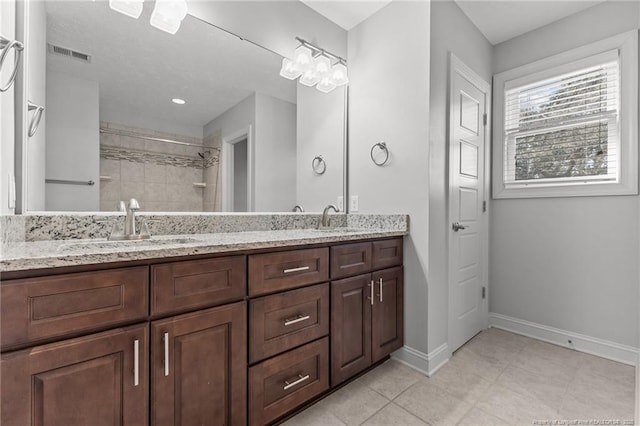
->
<box><xmin>0</xmin><ymin>35</ymin><xmax>24</xmax><ymax>93</ymax></box>
<box><xmin>370</xmin><ymin>142</ymin><xmax>389</xmax><ymax>166</ymax></box>
<box><xmin>312</xmin><ymin>155</ymin><xmax>326</xmax><ymax>175</ymax></box>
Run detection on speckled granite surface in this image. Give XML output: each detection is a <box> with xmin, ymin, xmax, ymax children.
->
<box><xmin>0</xmin><ymin>213</ymin><xmax>408</xmax><ymax>273</ymax></box>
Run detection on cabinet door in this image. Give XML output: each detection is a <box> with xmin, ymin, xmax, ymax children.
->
<box><xmin>331</xmin><ymin>274</ymin><xmax>372</xmax><ymax>385</ymax></box>
<box><xmin>372</xmin><ymin>267</ymin><xmax>404</xmax><ymax>363</ymax></box>
<box><xmin>1</xmin><ymin>324</ymin><xmax>148</xmax><ymax>426</ymax></box>
<box><xmin>151</xmin><ymin>301</ymin><xmax>247</xmax><ymax>426</ymax></box>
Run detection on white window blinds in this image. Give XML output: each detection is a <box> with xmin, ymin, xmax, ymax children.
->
<box><xmin>503</xmin><ymin>50</ymin><xmax>620</xmax><ymax>186</ymax></box>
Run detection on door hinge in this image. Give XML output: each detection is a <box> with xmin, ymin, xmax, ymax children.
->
<box><xmin>482</xmin><ymin>200</ymin><xmax>487</xmax><ymax>213</ymax></box>
<box><xmin>483</xmin><ymin>113</ymin><xmax>487</xmax><ymax>126</ymax></box>
<box><xmin>482</xmin><ymin>286</ymin><xmax>486</xmax><ymax>299</ymax></box>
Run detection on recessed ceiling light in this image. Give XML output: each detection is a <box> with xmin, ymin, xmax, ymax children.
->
<box><xmin>172</xmin><ymin>98</ymin><xmax>186</xmax><ymax>105</ymax></box>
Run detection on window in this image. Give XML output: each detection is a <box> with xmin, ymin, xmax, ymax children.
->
<box><xmin>493</xmin><ymin>31</ymin><xmax>638</xmax><ymax>198</ymax></box>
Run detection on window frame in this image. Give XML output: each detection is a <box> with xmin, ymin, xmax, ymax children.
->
<box><xmin>492</xmin><ymin>30</ymin><xmax>638</xmax><ymax>199</ymax></box>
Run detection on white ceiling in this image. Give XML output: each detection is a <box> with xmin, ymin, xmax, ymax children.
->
<box><xmin>454</xmin><ymin>0</ymin><xmax>606</xmax><ymax>45</ymax></box>
<box><xmin>45</xmin><ymin>1</ymin><xmax>295</xmax><ymax>132</ymax></box>
<box><xmin>300</xmin><ymin>0</ymin><xmax>393</xmax><ymax>30</ymax></box>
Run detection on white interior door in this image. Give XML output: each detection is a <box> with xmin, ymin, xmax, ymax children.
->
<box><xmin>448</xmin><ymin>54</ymin><xmax>490</xmax><ymax>353</ymax></box>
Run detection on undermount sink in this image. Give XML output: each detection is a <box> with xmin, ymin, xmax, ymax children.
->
<box><xmin>57</xmin><ymin>237</ymin><xmax>203</xmax><ymax>252</ymax></box>
<box><xmin>312</xmin><ymin>227</ymin><xmax>364</xmax><ymax>233</ymax></box>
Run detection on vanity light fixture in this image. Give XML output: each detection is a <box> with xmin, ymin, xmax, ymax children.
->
<box><xmin>109</xmin><ymin>0</ymin><xmax>144</xmax><ymax>19</ymax></box>
<box><xmin>279</xmin><ymin>37</ymin><xmax>348</xmax><ymax>94</ymax></box>
<box><xmin>150</xmin><ymin>0</ymin><xmax>188</xmax><ymax>34</ymax></box>
<box><xmin>171</xmin><ymin>98</ymin><xmax>186</xmax><ymax>105</ymax></box>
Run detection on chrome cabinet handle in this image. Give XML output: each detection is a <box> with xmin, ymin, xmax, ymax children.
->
<box><xmin>27</xmin><ymin>102</ymin><xmax>45</xmax><ymax>137</ymax></box>
<box><xmin>452</xmin><ymin>222</ymin><xmax>466</xmax><ymax>232</ymax></box>
<box><xmin>378</xmin><ymin>278</ymin><xmax>383</xmax><ymax>302</ymax></box>
<box><xmin>284</xmin><ymin>314</ymin><xmax>310</xmax><ymax>326</ymax></box>
<box><xmin>369</xmin><ymin>280</ymin><xmax>374</xmax><ymax>305</ymax></box>
<box><xmin>163</xmin><ymin>332</ymin><xmax>170</xmax><ymax>377</ymax></box>
<box><xmin>283</xmin><ymin>374</ymin><xmax>310</xmax><ymax>390</ymax></box>
<box><xmin>0</xmin><ymin>35</ymin><xmax>24</xmax><ymax>92</ymax></box>
<box><xmin>283</xmin><ymin>266</ymin><xmax>310</xmax><ymax>274</ymax></box>
<box><xmin>133</xmin><ymin>339</ymin><xmax>140</xmax><ymax>386</ymax></box>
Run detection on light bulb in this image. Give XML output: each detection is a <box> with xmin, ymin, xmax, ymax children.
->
<box><xmin>299</xmin><ymin>69</ymin><xmax>321</xmax><ymax>87</ymax></box>
<box><xmin>279</xmin><ymin>58</ymin><xmax>302</xmax><ymax>80</ymax></box>
<box><xmin>330</xmin><ymin>62</ymin><xmax>349</xmax><ymax>86</ymax></box>
<box><xmin>293</xmin><ymin>45</ymin><xmax>313</xmax><ymax>72</ymax></box>
<box><xmin>109</xmin><ymin>0</ymin><xmax>144</xmax><ymax>19</ymax></box>
<box><xmin>316</xmin><ymin>76</ymin><xmax>337</xmax><ymax>93</ymax></box>
<box><xmin>313</xmin><ymin>55</ymin><xmax>332</xmax><ymax>77</ymax></box>
<box><xmin>150</xmin><ymin>0</ymin><xmax>188</xmax><ymax>34</ymax></box>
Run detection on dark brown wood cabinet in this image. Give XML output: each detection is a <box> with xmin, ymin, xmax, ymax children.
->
<box><xmin>331</xmin><ymin>265</ymin><xmax>404</xmax><ymax>386</ymax></box>
<box><xmin>1</xmin><ymin>324</ymin><xmax>149</xmax><ymax>426</ymax></box>
<box><xmin>151</xmin><ymin>301</ymin><xmax>247</xmax><ymax>426</ymax></box>
<box><xmin>1</xmin><ymin>235</ymin><xmax>404</xmax><ymax>426</ymax></box>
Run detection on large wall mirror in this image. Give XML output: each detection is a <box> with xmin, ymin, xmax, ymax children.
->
<box><xmin>20</xmin><ymin>0</ymin><xmax>346</xmax><ymax>213</ymax></box>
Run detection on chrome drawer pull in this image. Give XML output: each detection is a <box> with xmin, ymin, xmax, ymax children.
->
<box><xmin>379</xmin><ymin>278</ymin><xmax>383</xmax><ymax>302</ymax></box>
<box><xmin>283</xmin><ymin>374</ymin><xmax>310</xmax><ymax>390</ymax></box>
<box><xmin>369</xmin><ymin>280</ymin><xmax>374</xmax><ymax>305</ymax></box>
<box><xmin>283</xmin><ymin>266</ymin><xmax>310</xmax><ymax>274</ymax></box>
<box><xmin>284</xmin><ymin>314</ymin><xmax>311</xmax><ymax>326</ymax></box>
<box><xmin>133</xmin><ymin>339</ymin><xmax>140</xmax><ymax>386</ymax></box>
<box><xmin>163</xmin><ymin>332</ymin><xmax>170</xmax><ymax>377</ymax></box>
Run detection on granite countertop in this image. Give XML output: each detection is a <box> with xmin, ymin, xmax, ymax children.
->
<box><xmin>0</xmin><ymin>227</ymin><xmax>408</xmax><ymax>273</ymax></box>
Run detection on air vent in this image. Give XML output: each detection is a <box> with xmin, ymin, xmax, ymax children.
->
<box><xmin>47</xmin><ymin>43</ymin><xmax>91</xmax><ymax>63</ymax></box>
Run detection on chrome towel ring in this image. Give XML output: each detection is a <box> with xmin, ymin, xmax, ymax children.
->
<box><xmin>28</xmin><ymin>101</ymin><xmax>45</xmax><ymax>137</ymax></box>
<box><xmin>370</xmin><ymin>142</ymin><xmax>390</xmax><ymax>166</ymax></box>
<box><xmin>0</xmin><ymin>34</ymin><xmax>24</xmax><ymax>93</ymax></box>
<box><xmin>312</xmin><ymin>155</ymin><xmax>326</xmax><ymax>175</ymax></box>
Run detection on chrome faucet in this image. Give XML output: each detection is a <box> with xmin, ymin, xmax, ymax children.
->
<box><xmin>293</xmin><ymin>204</ymin><xmax>304</xmax><ymax>212</ymax></box>
<box><xmin>320</xmin><ymin>204</ymin><xmax>339</xmax><ymax>229</ymax></box>
<box><xmin>124</xmin><ymin>198</ymin><xmax>140</xmax><ymax>238</ymax></box>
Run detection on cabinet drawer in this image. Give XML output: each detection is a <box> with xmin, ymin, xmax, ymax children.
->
<box><xmin>372</xmin><ymin>238</ymin><xmax>403</xmax><ymax>270</ymax></box>
<box><xmin>248</xmin><ymin>248</ymin><xmax>328</xmax><ymax>296</ymax></box>
<box><xmin>330</xmin><ymin>242</ymin><xmax>372</xmax><ymax>279</ymax></box>
<box><xmin>1</xmin><ymin>266</ymin><xmax>148</xmax><ymax>350</ymax></box>
<box><xmin>249</xmin><ymin>337</ymin><xmax>329</xmax><ymax>426</ymax></box>
<box><xmin>151</xmin><ymin>255</ymin><xmax>245</xmax><ymax>316</ymax></box>
<box><xmin>249</xmin><ymin>283</ymin><xmax>329</xmax><ymax>364</ymax></box>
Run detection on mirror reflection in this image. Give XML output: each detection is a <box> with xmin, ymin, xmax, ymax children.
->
<box><xmin>28</xmin><ymin>1</ymin><xmax>345</xmax><ymax>213</ymax></box>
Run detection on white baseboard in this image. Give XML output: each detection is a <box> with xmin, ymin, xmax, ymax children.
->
<box><xmin>489</xmin><ymin>312</ymin><xmax>639</xmax><ymax>366</ymax></box>
<box><xmin>392</xmin><ymin>342</ymin><xmax>449</xmax><ymax>377</ymax></box>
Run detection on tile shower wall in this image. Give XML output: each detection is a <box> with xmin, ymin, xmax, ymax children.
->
<box><xmin>99</xmin><ymin>122</ymin><xmax>220</xmax><ymax>212</ymax></box>
<box><xmin>203</xmin><ymin>130</ymin><xmax>223</xmax><ymax>212</ymax></box>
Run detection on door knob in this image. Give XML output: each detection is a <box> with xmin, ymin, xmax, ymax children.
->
<box><xmin>452</xmin><ymin>222</ymin><xmax>466</xmax><ymax>232</ymax></box>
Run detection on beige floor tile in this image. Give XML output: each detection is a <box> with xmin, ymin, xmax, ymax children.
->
<box><xmin>475</xmin><ymin>383</ymin><xmax>559</xmax><ymax>425</ymax></box>
<box><xmin>560</xmin><ymin>391</ymin><xmax>635</xmax><ymax>422</ymax></box>
<box><xmin>394</xmin><ymin>381</ymin><xmax>472</xmax><ymax>426</ymax></box>
<box><xmin>321</xmin><ymin>380</ymin><xmax>390</xmax><ymax>426</ymax></box>
<box><xmin>579</xmin><ymin>353</ymin><xmax>636</xmax><ymax>388</ymax></box>
<box><xmin>447</xmin><ymin>346</ymin><xmax>509</xmax><ymax>382</ymax></box>
<box><xmin>357</xmin><ymin>360</ymin><xmax>425</xmax><ymax>400</ymax></box>
<box><xmin>495</xmin><ymin>365</ymin><xmax>570</xmax><ymax>410</ymax></box>
<box><xmin>456</xmin><ymin>407</ymin><xmax>511</xmax><ymax>426</ymax></box>
<box><xmin>428</xmin><ymin>361</ymin><xmax>492</xmax><ymax>404</ymax></box>
<box><xmin>510</xmin><ymin>348</ymin><xmax>579</xmax><ymax>384</ymax></box>
<box><xmin>524</xmin><ymin>340</ymin><xmax>584</xmax><ymax>368</ymax></box>
<box><xmin>360</xmin><ymin>403</ymin><xmax>427</xmax><ymax>426</ymax></box>
<box><xmin>283</xmin><ymin>404</ymin><xmax>346</xmax><ymax>426</ymax></box>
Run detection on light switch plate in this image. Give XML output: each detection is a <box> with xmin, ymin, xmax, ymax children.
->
<box><xmin>350</xmin><ymin>195</ymin><xmax>359</xmax><ymax>212</ymax></box>
<box><xmin>337</xmin><ymin>196</ymin><xmax>344</xmax><ymax>212</ymax></box>
<box><xmin>8</xmin><ymin>174</ymin><xmax>15</xmax><ymax>209</ymax></box>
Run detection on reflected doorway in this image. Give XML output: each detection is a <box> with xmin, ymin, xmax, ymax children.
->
<box><xmin>222</xmin><ymin>126</ymin><xmax>253</xmax><ymax>212</ymax></box>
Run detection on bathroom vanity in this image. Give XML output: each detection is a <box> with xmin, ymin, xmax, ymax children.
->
<box><xmin>0</xmin><ymin>216</ymin><xmax>406</xmax><ymax>425</ymax></box>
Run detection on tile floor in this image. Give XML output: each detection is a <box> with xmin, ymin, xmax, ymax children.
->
<box><xmin>284</xmin><ymin>328</ymin><xmax>636</xmax><ymax>426</ymax></box>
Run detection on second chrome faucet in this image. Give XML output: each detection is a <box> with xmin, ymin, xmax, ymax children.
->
<box><xmin>319</xmin><ymin>204</ymin><xmax>339</xmax><ymax>229</ymax></box>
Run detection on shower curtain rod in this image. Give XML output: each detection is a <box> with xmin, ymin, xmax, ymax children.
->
<box><xmin>100</xmin><ymin>127</ymin><xmax>220</xmax><ymax>150</ymax></box>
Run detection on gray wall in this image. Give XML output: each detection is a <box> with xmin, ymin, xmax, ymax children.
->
<box><xmin>429</xmin><ymin>0</ymin><xmax>493</xmax><ymax>353</ymax></box>
<box><xmin>254</xmin><ymin>93</ymin><xmax>296</xmax><ymax>212</ymax></box>
<box><xmin>348</xmin><ymin>1</ymin><xmax>431</xmax><ymax>356</ymax></box>
<box><xmin>296</xmin><ymin>84</ymin><xmax>345</xmax><ymax>212</ymax></box>
<box><xmin>45</xmin><ymin>71</ymin><xmax>100</xmax><ymax>211</ymax></box>
<box><xmin>490</xmin><ymin>1</ymin><xmax>640</xmax><ymax>347</ymax></box>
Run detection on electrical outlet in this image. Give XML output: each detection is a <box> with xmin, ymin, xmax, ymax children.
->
<box><xmin>8</xmin><ymin>174</ymin><xmax>15</xmax><ymax>209</ymax></box>
<box><xmin>337</xmin><ymin>196</ymin><xmax>344</xmax><ymax>212</ymax></box>
<box><xmin>350</xmin><ymin>195</ymin><xmax>359</xmax><ymax>212</ymax></box>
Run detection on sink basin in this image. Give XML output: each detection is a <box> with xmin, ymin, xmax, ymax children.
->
<box><xmin>57</xmin><ymin>237</ymin><xmax>203</xmax><ymax>252</ymax></box>
<box><xmin>312</xmin><ymin>227</ymin><xmax>364</xmax><ymax>233</ymax></box>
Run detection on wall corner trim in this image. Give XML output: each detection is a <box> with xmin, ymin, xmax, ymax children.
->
<box><xmin>392</xmin><ymin>343</ymin><xmax>450</xmax><ymax>377</ymax></box>
<box><xmin>489</xmin><ymin>312</ymin><xmax>639</xmax><ymax>366</ymax></box>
